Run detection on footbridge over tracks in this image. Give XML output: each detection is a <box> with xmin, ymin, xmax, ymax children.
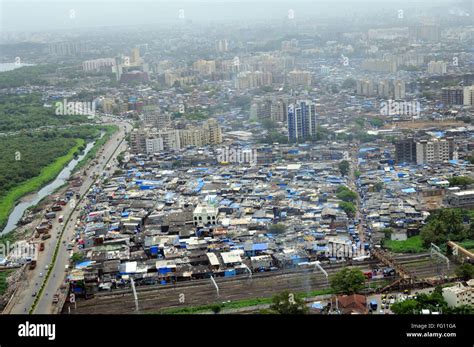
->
<box><xmin>447</xmin><ymin>241</ymin><xmax>474</xmax><ymax>264</ymax></box>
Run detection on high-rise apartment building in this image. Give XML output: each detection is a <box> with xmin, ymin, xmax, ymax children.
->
<box><xmin>463</xmin><ymin>86</ymin><xmax>474</xmax><ymax>107</ymax></box>
<box><xmin>235</xmin><ymin>71</ymin><xmax>273</xmax><ymax>89</ymax></box>
<box><xmin>416</xmin><ymin>138</ymin><xmax>454</xmax><ymax>164</ymax></box>
<box><xmin>410</xmin><ymin>24</ymin><xmax>441</xmax><ymax>42</ymax></box>
<box><xmin>193</xmin><ymin>60</ymin><xmax>216</xmax><ymax>75</ymax></box>
<box><xmin>393</xmin><ymin>80</ymin><xmax>406</xmax><ymax>100</ymax></box>
<box><xmin>361</xmin><ymin>59</ymin><xmax>397</xmax><ymax>73</ymax></box>
<box><xmin>287</xmin><ymin>70</ymin><xmax>312</xmax><ymax>87</ymax></box>
<box><xmin>142</xmin><ymin>112</ymin><xmax>171</xmax><ymax>129</ymax></box>
<box><xmin>395</xmin><ymin>138</ymin><xmax>417</xmax><ymax>163</ymax></box>
<box><xmin>357</xmin><ymin>79</ymin><xmax>374</xmax><ymax>97</ymax></box>
<box><xmin>442</xmin><ymin>87</ymin><xmax>464</xmax><ymax>106</ymax></box>
<box><xmin>395</xmin><ymin>138</ymin><xmax>454</xmax><ymax>164</ymax></box>
<box><xmin>427</xmin><ymin>61</ymin><xmax>447</xmax><ymax>74</ymax></box>
<box><xmin>215</xmin><ymin>39</ymin><xmax>229</xmax><ymax>52</ymax></box>
<box><xmin>287</xmin><ymin>100</ymin><xmax>317</xmax><ymax>142</ymax></box>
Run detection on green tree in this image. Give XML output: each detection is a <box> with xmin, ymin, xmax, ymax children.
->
<box><xmin>71</xmin><ymin>252</ymin><xmax>84</xmax><ymax>263</ymax></box>
<box><xmin>268</xmin><ymin>223</ymin><xmax>286</xmax><ymax>234</ymax></box>
<box><xmin>338</xmin><ymin>160</ymin><xmax>350</xmax><ymax>176</ymax></box>
<box><xmin>455</xmin><ymin>263</ymin><xmax>474</xmax><ymax>280</ymax></box>
<box><xmin>448</xmin><ymin>176</ymin><xmax>474</xmax><ymax>189</ymax></box>
<box><xmin>445</xmin><ymin>305</ymin><xmax>474</xmax><ymax>314</ymax></box>
<box><xmin>336</xmin><ymin>185</ymin><xmax>358</xmax><ymax>202</ymax></box>
<box><xmin>210</xmin><ymin>304</ymin><xmax>222</xmax><ymax>314</ymax></box>
<box><xmin>420</xmin><ymin>209</ymin><xmax>468</xmax><ymax>246</ymax></box>
<box><xmin>270</xmin><ymin>291</ymin><xmax>308</xmax><ymax>314</ymax></box>
<box><xmin>420</xmin><ymin>220</ymin><xmax>447</xmax><ymax>246</ymax></box>
<box><xmin>390</xmin><ymin>287</ymin><xmax>448</xmax><ymax>314</ymax></box>
<box><xmin>390</xmin><ymin>299</ymin><xmax>420</xmax><ymax>314</ymax></box>
<box><xmin>330</xmin><ymin>268</ymin><xmax>366</xmax><ymax>294</ymax></box>
<box><xmin>339</xmin><ymin>201</ymin><xmax>356</xmax><ymax>218</ymax></box>
<box><xmin>342</xmin><ymin>78</ymin><xmax>356</xmax><ymax>90</ymax></box>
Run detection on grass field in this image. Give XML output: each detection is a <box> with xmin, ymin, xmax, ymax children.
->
<box><xmin>0</xmin><ymin>138</ymin><xmax>85</xmax><ymax>230</ymax></box>
<box><xmin>459</xmin><ymin>239</ymin><xmax>474</xmax><ymax>253</ymax></box>
<box><xmin>156</xmin><ymin>288</ymin><xmax>334</xmax><ymax>314</ymax></box>
<box><xmin>383</xmin><ymin>235</ymin><xmax>426</xmax><ymax>253</ymax></box>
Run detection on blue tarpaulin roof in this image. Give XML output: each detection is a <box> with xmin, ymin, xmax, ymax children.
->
<box><xmin>359</xmin><ymin>147</ymin><xmax>377</xmax><ymax>152</ymax></box>
<box><xmin>76</xmin><ymin>261</ymin><xmax>93</xmax><ymax>269</ymax></box>
<box><xmin>252</xmin><ymin>243</ymin><xmax>268</xmax><ymax>251</ymax></box>
<box><xmin>194</xmin><ymin>179</ymin><xmax>204</xmax><ymax>192</ymax></box>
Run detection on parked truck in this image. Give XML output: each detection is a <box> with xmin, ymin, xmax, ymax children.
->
<box><xmin>36</xmin><ymin>225</ymin><xmax>49</xmax><ymax>233</ymax></box>
<box><xmin>29</xmin><ymin>260</ymin><xmax>37</xmax><ymax>270</ymax></box>
<box><xmin>45</xmin><ymin>212</ymin><xmax>56</xmax><ymax>219</ymax></box>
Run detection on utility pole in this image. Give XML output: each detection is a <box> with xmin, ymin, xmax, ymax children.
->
<box><xmin>430</xmin><ymin>243</ymin><xmax>450</xmax><ymax>274</ymax></box>
<box><xmin>314</xmin><ymin>261</ymin><xmax>329</xmax><ymax>286</ymax></box>
<box><xmin>130</xmin><ymin>277</ymin><xmax>139</xmax><ymax>312</ymax></box>
<box><xmin>241</xmin><ymin>264</ymin><xmax>252</xmax><ymax>281</ymax></box>
<box><xmin>210</xmin><ymin>275</ymin><xmax>219</xmax><ymax>298</ymax></box>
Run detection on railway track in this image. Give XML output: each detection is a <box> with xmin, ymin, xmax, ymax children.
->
<box><xmin>63</xmin><ymin>252</ymin><xmax>451</xmax><ymax>314</ymax></box>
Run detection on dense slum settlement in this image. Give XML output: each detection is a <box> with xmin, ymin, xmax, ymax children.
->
<box><xmin>66</xmin><ymin>142</ymin><xmax>373</xmax><ymax>295</ymax></box>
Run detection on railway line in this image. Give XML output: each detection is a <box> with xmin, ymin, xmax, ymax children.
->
<box><xmin>63</xmin><ymin>252</ymin><xmax>453</xmax><ymax>314</ymax></box>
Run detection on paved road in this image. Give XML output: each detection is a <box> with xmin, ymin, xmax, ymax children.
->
<box><xmin>7</xmin><ymin>118</ymin><xmax>130</xmax><ymax>314</ymax></box>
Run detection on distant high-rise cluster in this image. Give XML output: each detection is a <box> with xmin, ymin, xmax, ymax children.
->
<box><xmin>215</xmin><ymin>39</ymin><xmax>229</xmax><ymax>52</ymax></box>
<box><xmin>361</xmin><ymin>59</ymin><xmax>397</xmax><ymax>73</ymax></box>
<box><xmin>193</xmin><ymin>60</ymin><xmax>216</xmax><ymax>75</ymax></box>
<box><xmin>235</xmin><ymin>71</ymin><xmax>273</xmax><ymax>89</ymax></box>
<box><xmin>427</xmin><ymin>60</ymin><xmax>447</xmax><ymax>74</ymax></box>
<box><xmin>409</xmin><ymin>23</ymin><xmax>441</xmax><ymax>42</ymax></box>
<box><xmin>356</xmin><ymin>79</ymin><xmax>405</xmax><ymax>99</ymax></box>
<box><xmin>130</xmin><ymin>119</ymin><xmax>222</xmax><ymax>154</ymax></box>
<box><xmin>115</xmin><ymin>47</ymin><xmax>150</xmax><ymax>83</ymax></box>
<box><xmin>82</xmin><ymin>58</ymin><xmax>115</xmax><ymax>72</ymax></box>
<box><xmin>48</xmin><ymin>41</ymin><xmax>87</xmax><ymax>56</ymax></box>
<box><xmin>287</xmin><ymin>70</ymin><xmax>312</xmax><ymax>87</ymax></box>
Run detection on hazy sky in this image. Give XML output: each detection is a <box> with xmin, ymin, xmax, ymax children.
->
<box><xmin>0</xmin><ymin>0</ymin><xmax>463</xmax><ymax>33</ymax></box>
